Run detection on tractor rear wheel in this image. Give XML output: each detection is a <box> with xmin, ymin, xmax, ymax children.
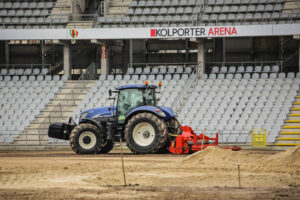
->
<box><xmin>168</xmin><ymin>118</ymin><xmax>182</xmax><ymax>136</ymax></box>
<box><xmin>98</xmin><ymin>140</ymin><xmax>114</xmax><ymax>154</ymax></box>
<box><xmin>125</xmin><ymin>113</ymin><xmax>168</xmax><ymax>154</ymax></box>
<box><xmin>69</xmin><ymin>123</ymin><xmax>103</xmax><ymax>154</ymax></box>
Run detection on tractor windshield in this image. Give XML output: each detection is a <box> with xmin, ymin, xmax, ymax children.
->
<box><xmin>117</xmin><ymin>88</ymin><xmax>157</xmax><ymax>120</ymax></box>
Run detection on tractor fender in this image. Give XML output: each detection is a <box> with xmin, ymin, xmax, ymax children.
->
<box><xmin>79</xmin><ymin>118</ymin><xmax>105</xmax><ymax>134</ymax></box>
<box><xmin>125</xmin><ymin>106</ymin><xmax>171</xmax><ymax>125</ymax></box>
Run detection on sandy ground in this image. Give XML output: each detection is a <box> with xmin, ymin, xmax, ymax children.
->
<box><xmin>0</xmin><ymin>147</ymin><xmax>299</xmax><ymax>200</ymax></box>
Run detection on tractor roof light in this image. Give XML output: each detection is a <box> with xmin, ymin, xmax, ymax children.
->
<box><xmin>145</xmin><ymin>80</ymin><xmax>149</xmax><ymax>86</ymax></box>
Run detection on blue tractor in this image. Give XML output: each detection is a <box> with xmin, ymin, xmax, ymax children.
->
<box><xmin>48</xmin><ymin>82</ymin><xmax>181</xmax><ymax>154</ymax></box>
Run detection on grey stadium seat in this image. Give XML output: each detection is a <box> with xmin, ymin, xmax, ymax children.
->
<box><xmin>4</xmin><ymin>2</ymin><xmax>12</xmax><ymax>9</ymax></box>
<box><xmin>176</xmin><ymin>7</ymin><xmax>184</xmax><ymax>14</ymax></box>
<box><xmin>239</xmin><ymin>6</ymin><xmax>247</xmax><ymax>12</ymax></box>
<box><xmin>168</xmin><ymin>7</ymin><xmax>176</xmax><ymax>14</ymax></box>
<box><xmin>154</xmin><ymin>0</ymin><xmax>163</xmax><ymax>6</ymax></box>
<box><xmin>20</xmin><ymin>2</ymin><xmax>29</xmax><ymax>8</ymax></box>
<box><xmin>138</xmin><ymin>1</ymin><xmax>146</xmax><ymax>6</ymax></box>
<box><xmin>29</xmin><ymin>2</ymin><xmax>37</xmax><ymax>8</ymax></box>
<box><xmin>222</xmin><ymin>6</ymin><xmax>230</xmax><ymax>13</ymax></box>
<box><xmin>146</xmin><ymin>1</ymin><xmax>154</xmax><ymax>6</ymax></box>
<box><xmin>163</xmin><ymin>0</ymin><xmax>171</xmax><ymax>6</ymax></box>
<box><xmin>143</xmin><ymin>8</ymin><xmax>151</xmax><ymax>15</ymax></box>
<box><xmin>135</xmin><ymin>8</ymin><xmax>142</xmax><ymax>15</ymax></box>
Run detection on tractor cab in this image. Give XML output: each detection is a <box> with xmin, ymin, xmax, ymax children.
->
<box><xmin>111</xmin><ymin>84</ymin><xmax>159</xmax><ymax>123</ymax></box>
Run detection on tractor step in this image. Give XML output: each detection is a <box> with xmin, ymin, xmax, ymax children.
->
<box><xmin>292</xmin><ymin>108</ymin><xmax>300</xmax><ymax>111</ymax></box>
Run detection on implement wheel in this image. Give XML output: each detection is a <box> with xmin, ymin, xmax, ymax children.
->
<box><xmin>125</xmin><ymin>113</ymin><xmax>168</xmax><ymax>154</ymax></box>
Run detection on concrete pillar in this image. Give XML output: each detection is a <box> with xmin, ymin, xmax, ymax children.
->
<box><xmin>129</xmin><ymin>39</ymin><xmax>133</xmax><ymax>68</ymax></box>
<box><xmin>101</xmin><ymin>44</ymin><xmax>109</xmax><ymax>75</ymax></box>
<box><xmin>197</xmin><ymin>39</ymin><xmax>205</xmax><ymax>76</ymax></box>
<box><xmin>222</xmin><ymin>38</ymin><xmax>226</xmax><ymax>63</ymax></box>
<box><xmin>185</xmin><ymin>38</ymin><xmax>189</xmax><ymax>62</ymax></box>
<box><xmin>63</xmin><ymin>44</ymin><xmax>72</xmax><ymax>79</ymax></box>
<box><xmin>299</xmin><ymin>41</ymin><xmax>300</xmax><ymax>72</ymax></box>
<box><xmin>40</xmin><ymin>40</ymin><xmax>45</xmax><ymax>68</ymax></box>
<box><xmin>5</xmin><ymin>41</ymin><xmax>9</xmax><ymax>65</ymax></box>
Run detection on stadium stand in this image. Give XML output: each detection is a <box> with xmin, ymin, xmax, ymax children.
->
<box><xmin>0</xmin><ymin>75</ymin><xmax>68</xmax><ymax>144</ymax></box>
<box><xmin>0</xmin><ymin>0</ymin><xmax>300</xmax><ymax>148</ymax></box>
<box><xmin>0</xmin><ymin>1</ymin><xmax>68</xmax><ymax>29</ymax></box>
<box><xmin>96</xmin><ymin>0</ymin><xmax>300</xmax><ymax>28</ymax></box>
<box><xmin>177</xmin><ymin>72</ymin><xmax>299</xmax><ymax>144</ymax></box>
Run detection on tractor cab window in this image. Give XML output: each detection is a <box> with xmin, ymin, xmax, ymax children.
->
<box><xmin>117</xmin><ymin>89</ymin><xmax>143</xmax><ymax>120</ymax></box>
<box><xmin>143</xmin><ymin>88</ymin><xmax>156</xmax><ymax>107</ymax></box>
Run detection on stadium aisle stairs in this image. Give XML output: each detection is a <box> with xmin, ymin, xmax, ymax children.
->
<box><xmin>104</xmin><ymin>0</ymin><xmax>131</xmax><ymax>17</ymax></box>
<box><xmin>14</xmin><ymin>80</ymin><xmax>96</xmax><ymax>145</ymax></box>
<box><xmin>276</xmin><ymin>91</ymin><xmax>300</xmax><ymax>146</ymax></box>
<box><xmin>50</xmin><ymin>0</ymin><xmax>71</xmax><ymax>18</ymax></box>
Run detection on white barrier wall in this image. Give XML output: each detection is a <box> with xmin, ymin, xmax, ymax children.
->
<box><xmin>0</xmin><ymin>24</ymin><xmax>300</xmax><ymax>40</ymax></box>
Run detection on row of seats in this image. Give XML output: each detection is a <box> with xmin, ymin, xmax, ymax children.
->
<box><xmin>0</xmin><ymin>9</ymin><xmax>50</xmax><ymax>17</ymax></box>
<box><xmin>98</xmin><ymin>74</ymin><xmax>190</xmax><ymax>81</ymax></box>
<box><xmin>203</xmin><ymin>4</ymin><xmax>283</xmax><ymax>13</ymax></box>
<box><xmin>198</xmin><ymin>12</ymin><xmax>298</xmax><ymax>22</ymax></box>
<box><xmin>0</xmin><ymin>2</ymin><xmax>55</xmax><ymax>9</ymax></box>
<box><xmin>130</xmin><ymin>0</ymin><xmax>201</xmax><ymax>7</ymax></box>
<box><xmin>0</xmin><ymin>17</ymin><xmax>68</xmax><ymax>24</ymax></box>
<box><xmin>127</xmin><ymin>7</ymin><xmax>195</xmax><ymax>15</ymax></box>
<box><xmin>211</xmin><ymin>65</ymin><xmax>280</xmax><ymax>73</ymax></box>
<box><xmin>205</xmin><ymin>0</ymin><xmax>285</xmax><ymax>5</ymax></box>
<box><xmin>0</xmin><ymin>75</ymin><xmax>68</xmax><ymax>82</ymax></box>
<box><xmin>201</xmin><ymin>72</ymin><xmax>299</xmax><ymax>80</ymax></box>
<box><xmin>126</xmin><ymin>66</ymin><xmax>193</xmax><ymax>75</ymax></box>
<box><xmin>1</xmin><ymin>68</ymin><xmax>49</xmax><ymax>76</ymax></box>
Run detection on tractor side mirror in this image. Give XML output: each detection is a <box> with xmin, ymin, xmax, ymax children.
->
<box><xmin>109</xmin><ymin>89</ymin><xmax>112</xmax><ymax>97</ymax></box>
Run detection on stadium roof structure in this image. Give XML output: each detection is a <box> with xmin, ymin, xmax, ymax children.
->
<box><xmin>0</xmin><ymin>24</ymin><xmax>300</xmax><ymax>40</ymax></box>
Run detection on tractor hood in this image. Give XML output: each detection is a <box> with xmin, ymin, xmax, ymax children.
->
<box><xmin>126</xmin><ymin>105</ymin><xmax>175</xmax><ymax>120</ymax></box>
<box><xmin>79</xmin><ymin>106</ymin><xmax>115</xmax><ymax>120</ymax></box>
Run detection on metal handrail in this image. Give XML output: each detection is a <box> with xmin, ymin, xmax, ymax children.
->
<box><xmin>172</xmin><ymin>62</ymin><xmax>200</xmax><ymax>113</ymax></box>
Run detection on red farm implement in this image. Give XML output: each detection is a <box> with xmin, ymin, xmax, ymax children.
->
<box><xmin>169</xmin><ymin>126</ymin><xmax>241</xmax><ymax>154</ymax></box>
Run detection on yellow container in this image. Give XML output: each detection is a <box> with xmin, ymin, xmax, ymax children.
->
<box><xmin>252</xmin><ymin>129</ymin><xmax>267</xmax><ymax>147</ymax></box>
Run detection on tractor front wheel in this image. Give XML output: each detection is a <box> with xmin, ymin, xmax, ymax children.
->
<box><xmin>69</xmin><ymin>123</ymin><xmax>103</xmax><ymax>154</ymax></box>
<box><xmin>98</xmin><ymin>140</ymin><xmax>114</xmax><ymax>154</ymax></box>
<box><xmin>125</xmin><ymin>113</ymin><xmax>168</xmax><ymax>154</ymax></box>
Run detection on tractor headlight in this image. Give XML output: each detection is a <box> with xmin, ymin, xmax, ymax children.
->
<box><xmin>159</xmin><ymin>111</ymin><xmax>166</xmax><ymax>117</ymax></box>
<box><xmin>80</xmin><ymin>112</ymin><xmax>88</xmax><ymax>120</ymax></box>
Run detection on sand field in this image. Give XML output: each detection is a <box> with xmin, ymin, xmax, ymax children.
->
<box><xmin>0</xmin><ymin>146</ymin><xmax>299</xmax><ymax>199</ymax></box>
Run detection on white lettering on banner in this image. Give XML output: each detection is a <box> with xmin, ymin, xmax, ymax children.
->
<box><xmin>0</xmin><ymin>24</ymin><xmax>299</xmax><ymax>40</ymax></box>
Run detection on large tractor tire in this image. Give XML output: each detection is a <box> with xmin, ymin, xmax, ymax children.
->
<box><xmin>125</xmin><ymin>113</ymin><xmax>168</xmax><ymax>154</ymax></box>
<box><xmin>168</xmin><ymin>118</ymin><xmax>182</xmax><ymax>136</ymax></box>
<box><xmin>98</xmin><ymin>140</ymin><xmax>114</xmax><ymax>154</ymax></box>
<box><xmin>69</xmin><ymin>123</ymin><xmax>103</xmax><ymax>154</ymax></box>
